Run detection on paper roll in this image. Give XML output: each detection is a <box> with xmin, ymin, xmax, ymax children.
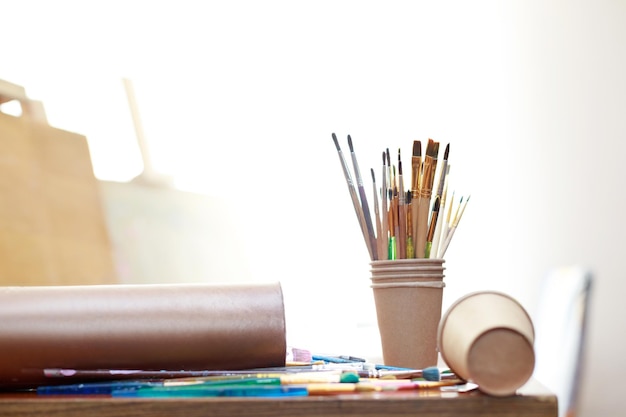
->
<box><xmin>0</xmin><ymin>282</ymin><xmax>286</xmax><ymax>388</ymax></box>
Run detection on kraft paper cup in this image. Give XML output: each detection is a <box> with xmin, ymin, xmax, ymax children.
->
<box><xmin>437</xmin><ymin>291</ymin><xmax>535</xmax><ymax>396</ymax></box>
<box><xmin>370</xmin><ymin>258</ymin><xmax>445</xmax><ymax>369</ymax></box>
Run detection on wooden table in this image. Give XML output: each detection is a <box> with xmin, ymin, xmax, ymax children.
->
<box><xmin>0</xmin><ymin>379</ymin><xmax>556</xmax><ymax>417</ymax></box>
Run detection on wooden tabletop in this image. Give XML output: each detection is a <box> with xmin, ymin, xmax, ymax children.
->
<box><xmin>0</xmin><ymin>379</ymin><xmax>557</xmax><ymax>417</ymax></box>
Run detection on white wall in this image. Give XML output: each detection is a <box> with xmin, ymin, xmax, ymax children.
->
<box><xmin>1</xmin><ymin>1</ymin><xmax>625</xmax><ymax>415</ymax></box>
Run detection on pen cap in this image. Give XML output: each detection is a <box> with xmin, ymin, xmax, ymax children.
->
<box><xmin>437</xmin><ymin>291</ymin><xmax>535</xmax><ymax>396</ymax></box>
<box><xmin>0</xmin><ymin>282</ymin><xmax>286</xmax><ymax>388</ymax></box>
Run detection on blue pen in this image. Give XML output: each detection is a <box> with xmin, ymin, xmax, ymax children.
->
<box><xmin>311</xmin><ymin>354</ymin><xmax>366</xmax><ymax>364</ymax></box>
<box><xmin>37</xmin><ymin>380</ymin><xmax>160</xmax><ymax>395</ymax></box>
<box><xmin>37</xmin><ymin>376</ymin><xmax>282</xmax><ymax>396</ymax></box>
<box><xmin>114</xmin><ymin>385</ymin><xmax>308</xmax><ymax>398</ymax></box>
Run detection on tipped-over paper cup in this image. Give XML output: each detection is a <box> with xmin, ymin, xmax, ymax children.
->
<box><xmin>437</xmin><ymin>291</ymin><xmax>535</xmax><ymax>396</ymax></box>
<box><xmin>370</xmin><ymin>258</ymin><xmax>445</xmax><ymax>369</ymax></box>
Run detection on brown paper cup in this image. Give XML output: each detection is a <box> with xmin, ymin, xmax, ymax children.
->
<box><xmin>370</xmin><ymin>258</ymin><xmax>445</xmax><ymax>369</ymax></box>
<box><xmin>437</xmin><ymin>291</ymin><xmax>535</xmax><ymax>396</ymax></box>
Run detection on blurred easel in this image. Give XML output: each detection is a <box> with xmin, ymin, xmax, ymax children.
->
<box><xmin>0</xmin><ymin>79</ymin><xmax>117</xmax><ymax>285</ymax></box>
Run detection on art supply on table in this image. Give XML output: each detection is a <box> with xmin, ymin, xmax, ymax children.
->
<box><xmin>37</xmin><ymin>370</ymin><xmax>360</xmax><ymax>395</ymax></box>
<box><xmin>115</xmin><ymin>384</ymin><xmax>309</xmax><ymax>398</ymax></box>
<box><xmin>329</xmin><ymin>133</ymin><xmax>471</xmax><ymax>375</ymax></box>
<box><xmin>331</xmin><ymin>134</ymin><xmax>468</xmax><ymax>262</ymax></box>
<box><xmin>410</xmin><ymin>140</ymin><xmax>422</xmax><ymax>257</ymax></box>
<box><xmin>433</xmin><ymin>143</ymin><xmax>450</xmax><ymax>209</ymax></box>
<box><xmin>332</xmin><ymin>133</ymin><xmax>373</xmax><ymax>260</ymax></box>
<box><xmin>415</xmin><ymin>140</ymin><xmax>438</xmax><ymax>258</ymax></box>
<box><xmin>309</xmin><ymin>354</ymin><xmax>450</xmax><ymax>381</ymax></box>
<box><xmin>287</xmin><ymin>346</ymin><xmax>313</xmax><ymax>363</ymax></box>
<box><xmin>424</xmin><ymin>197</ymin><xmax>440</xmax><ymax>258</ymax></box>
<box><xmin>37</xmin><ymin>363</ymin><xmax>452</xmax><ymax>396</ymax></box>
<box><xmin>311</xmin><ymin>354</ymin><xmax>367</xmax><ymax>364</ymax></box>
<box><xmin>37</xmin><ymin>380</ymin><xmax>162</xmax><ymax>395</ymax></box>
<box><xmin>37</xmin><ymin>377</ymin><xmax>467</xmax><ymax>398</ymax></box>
<box><xmin>437</xmin><ymin>291</ymin><xmax>535</xmax><ymax>396</ymax></box>
<box><xmin>371</xmin><ymin>168</ymin><xmax>385</xmax><ymax>260</ymax></box>
<box><xmin>430</xmin><ymin>174</ymin><xmax>449</xmax><ymax>258</ymax></box>
<box><xmin>32</xmin><ymin>347</ymin><xmax>468</xmax><ymax>400</ymax></box>
<box><xmin>0</xmin><ymin>282</ymin><xmax>286</xmax><ymax>389</ymax></box>
<box><xmin>369</xmin><ymin>258</ymin><xmax>446</xmax><ymax>369</ymax></box>
<box><xmin>405</xmin><ymin>190</ymin><xmax>415</xmax><ymax>258</ymax></box>
<box><xmin>37</xmin><ymin>363</ymin><xmax>464</xmax><ymax>398</ymax></box>
<box><xmin>439</xmin><ymin>194</ymin><xmax>471</xmax><ymax>257</ymax></box>
<box><xmin>380</xmin><ymin>152</ymin><xmax>389</xmax><ymax>260</ymax></box>
<box><xmin>112</xmin><ymin>378</ymin><xmax>465</xmax><ymax>398</ymax></box>
<box><xmin>396</xmin><ymin>150</ymin><xmax>407</xmax><ymax>259</ymax></box>
<box><xmin>40</xmin><ymin>367</ymin><xmax>315</xmax><ymax>382</ymax></box>
<box><xmin>347</xmin><ymin>134</ymin><xmax>378</xmax><ymax>260</ymax></box>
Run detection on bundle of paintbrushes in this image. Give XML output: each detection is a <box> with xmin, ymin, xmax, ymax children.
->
<box><xmin>31</xmin><ymin>351</ymin><xmax>475</xmax><ymax>397</ymax></box>
<box><xmin>331</xmin><ymin>133</ymin><xmax>470</xmax><ymax>261</ymax></box>
<box><xmin>35</xmin><ymin>363</ymin><xmax>469</xmax><ymax>397</ymax></box>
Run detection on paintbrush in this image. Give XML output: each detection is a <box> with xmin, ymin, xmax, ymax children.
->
<box><xmin>437</xmin><ymin>190</ymin><xmax>455</xmax><ymax>256</ymax></box>
<box><xmin>424</xmin><ymin>197</ymin><xmax>440</xmax><ymax>258</ymax></box>
<box><xmin>380</xmin><ymin>152</ymin><xmax>389</xmax><ymax>260</ymax></box>
<box><xmin>331</xmin><ymin>133</ymin><xmax>373</xmax><ymax>260</ymax></box>
<box><xmin>415</xmin><ymin>139</ymin><xmax>439</xmax><ymax>258</ymax></box>
<box><xmin>405</xmin><ymin>190</ymin><xmax>414</xmax><ymax>258</ymax></box>
<box><xmin>428</xmin><ymin>143</ymin><xmax>449</xmax><ymax>258</ymax></box>
<box><xmin>386</xmin><ymin>148</ymin><xmax>392</xmax><ymax>195</ymax></box>
<box><xmin>391</xmin><ymin>165</ymin><xmax>400</xmax><ymax>258</ymax></box>
<box><xmin>430</xmin><ymin>173</ymin><xmax>449</xmax><ymax>258</ymax></box>
<box><xmin>40</xmin><ymin>368</ymin><xmax>312</xmax><ymax>382</ymax></box>
<box><xmin>434</xmin><ymin>143</ymin><xmax>449</xmax><ymax>205</ymax></box>
<box><xmin>347</xmin><ymin>134</ymin><xmax>378</xmax><ymax>260</ymax></box>
<box><xmin>387</xmin><ymin>187</ymin><xmax>397</xmax><ymax>260</ymax></box>
<box><xmin>396</xmin><ymin>149</ymin><xmax>407</xmax><ymax>259</ymax></box>
<box><xmin>410</xmin><ymin>140</ymin><xmax>422</xmax><ymax>258</ymax></box>
<box><xmin>371</xmin><ymin>168</ymin><xmax>385</xmax><ymax>259</ymax></box>
<box><xmin>440</xmin><ymin>194</ymin><xmax>470</xmax><ymax>257</ymax></box>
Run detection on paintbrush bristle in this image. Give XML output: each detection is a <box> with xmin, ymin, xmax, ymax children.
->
<box><xmin>371</xmin><ymin>168</ymin><xmax>376</xmax><ymax>183</ymax></box>
<box><xmin>432</xmin><ymin>142</ymin><xmax>440</xmax><ymax>159</ymax></box>
<box><xmin>386</xmin><ymin>148</ymin><xmax>390</xmax><ymax>166</ymax></box>
<box><xmin>382</xmin><ymin>151</ymin><xmax>386</xmax><ymax>166</ymax></box>
<box><xmin>332</xmin><ymin>133</ymin><xmax>340</xmax><ymax>150</ymax></box>
<box><xmin>443</xmin><ymin>143</ymin><xmax>450</xmax><ymax>160</ymax></box>
<box><xmin>413</xmin><ymin>140</ymin><xmax>421</xmax><ymax>157</ymax></box>
<box><xmin>422</xmin><ymin>366</ymin><xmax>441</xmax><ymax>381</ymax></box>
<box><xmin>431</xmin><ymin>197</ymin><xmax>440</xmax><ymax>212</ymax></box>
<box><xmin>398</xmin><ymin>160</ymin><xmax>403</xmax><ymax>175</ymax></box>
<box><xmin>426</xmin><ymin>139</ymin><xmax>434</xmax><ymax>155</ymax></box>
<box><xmin>426</xmin><ymin>139</ymin><xmax>439</xmax><ymax>159</ymax></box>
<box><xmin>347</xmin><ymin>134</ymin><xmax>354</xmax><ymax>152</ymax></box>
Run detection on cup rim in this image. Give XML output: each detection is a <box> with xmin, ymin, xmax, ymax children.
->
<box><xmin>436</xmin><ymin>290</ymin><xmax>535</xmax><ymax>379</ymax></box>
<box><xmin>370</xmin><ymin>267</ymin><xmax>445</xmax><ymax>273</ymax></box>
<box><xmin>370</xmin><ymin>274</ymin><xmax>445</xmax><ymax>280</ymax></box>
<box><xmin>370</xmin><ymin>259</ymin><xmax>445</xmax><ymax>267</ymax></box>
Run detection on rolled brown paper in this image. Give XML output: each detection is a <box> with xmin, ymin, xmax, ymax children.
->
<box><xmin>0</xmin><ymin>282</ymin><xmax>286</xmax><ymax>388</ymax></box>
